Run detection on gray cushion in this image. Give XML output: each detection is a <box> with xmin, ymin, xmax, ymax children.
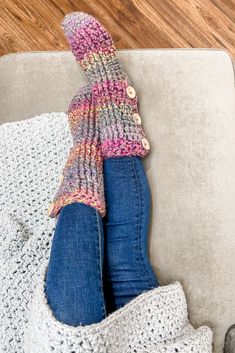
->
<box><xmin>1</xmin><ymin>49</ymin><xmax>235</xmax><ymax>353</ymax></box>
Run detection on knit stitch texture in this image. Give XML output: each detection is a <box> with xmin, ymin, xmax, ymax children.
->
<box><xmin>24</xmin><ymin>260</ymin><xmax>213</xmax><ymax>353</ymax></box>
<box><xmin>0</xmin><ymin>112</ymin><xmax>213</xmax><ymax>353</ymax></box>
<box><xmin>61</xmin><ymin>12</ymin><xmax>151</xmax><ymax>159</ymax></box>
<box><xmin>48</xmin><ymin>85</ymin><xmax>105</xmax><ymax>218</ymax></box>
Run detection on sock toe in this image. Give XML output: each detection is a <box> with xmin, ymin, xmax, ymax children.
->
<box><xmin>61</xmin><ymin>12</ymin><xmax>90</xmax><ymax>38</ymax></box>
<box><xmin>61</xmin><ymin>11</ymin><xmax>114</xmax><ymax>62</ymax></box>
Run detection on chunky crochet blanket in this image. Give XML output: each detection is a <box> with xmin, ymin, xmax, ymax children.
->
<box><xmin>0</xmin><ymin>112</ymin><xmax>213</xmax><ymax>353</ymax></box>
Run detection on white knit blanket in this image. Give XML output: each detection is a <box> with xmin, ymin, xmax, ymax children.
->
<box><xmin>0</xmin><ymin>112</ymin><xmax>213</xmax><ymax>353</ymax></box>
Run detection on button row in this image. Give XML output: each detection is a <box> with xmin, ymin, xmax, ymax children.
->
<box><xmin>126</xmin><ymin>85</ymin><xmax>150</xmax><ymax>152</ymax></box>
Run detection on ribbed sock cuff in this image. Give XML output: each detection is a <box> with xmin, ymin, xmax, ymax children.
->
<box><xmin>48</xmin><ymin>142</ymin><xmax>105</xmax><ymax>218</ymax></box>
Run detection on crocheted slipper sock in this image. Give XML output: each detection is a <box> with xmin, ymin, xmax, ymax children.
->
<box><xmin>23</xmin><ymin>261</ymin><xmax>213</xmax><ymax>353</ymax></box>
<box><xmin>61</xmin><ymin>12</ymin><xmax>151</xmax><ymax>159</ymax></box>
<box><xmin>47</xmin><ymin>85</ymin><xmax>105</xmax><ymax>218</ymax></box>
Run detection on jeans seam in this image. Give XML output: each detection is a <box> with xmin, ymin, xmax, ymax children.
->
<box><xmin>95</xmin><ymin>210</ymin><xmax>107</xmax><ymax>318</ymax></box>
<box><xmin>131</xmin><ymin>157</ymin><xmax>156</xmax><ymax>288</ymax></box>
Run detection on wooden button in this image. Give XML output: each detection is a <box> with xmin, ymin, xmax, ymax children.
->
<box><xmin>47</xmin><ymin>202</ymin><xmax>54</xmax><ymax>216</ymax></box>
<box><xmin>142</xmin><ymin>138</ymin><xmax>150</xmax><ymax>150</ymax></box>
<box><xmin>133</xmin><ymin>113</ymin><xmax>142</xmax><ymax>125</ymax></box>
<box><xmin>58</xmin><ymin>174</ymin><xmax>64</xmax><ymax>185</ymax></box>
<box><xmin>126</xmin><ymin>85</ymin><xmax>136</xmax><ymax>98</ymax></box>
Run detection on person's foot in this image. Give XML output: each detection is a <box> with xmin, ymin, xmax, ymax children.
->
<box><xmin>61</xmin><ymin>12</ymin><xmax>151</xmax><ymax>159</ymax></box>
<box><xmin>224</xmin><ymin>324</ymin><xmax>235</xmax><ymax>353</ymax></box>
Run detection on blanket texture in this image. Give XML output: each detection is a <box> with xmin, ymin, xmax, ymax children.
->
<box><xmin>0</xmin><ymin>112</ymin><xmax>213</xmax><ymax>353</ymax></box>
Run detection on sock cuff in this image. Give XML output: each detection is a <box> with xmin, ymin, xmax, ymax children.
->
<box><xmin>48</xmin><ymin>143</ymin><xmax>105</xmax><ymax>218</ymax></box>
<box><xmin>48</xmin><ymin>85</ymin><xmax>105</xmax><ymax>218</ymax></box>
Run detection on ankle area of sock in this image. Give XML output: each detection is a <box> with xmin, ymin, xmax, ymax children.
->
<box><xmin>101</xmin><ymin>138</ymin><xmax>150</xmax><ymax>159</ymax></box>
<box><xmin>91</xmin><ymin>78</ymin><xmax>139</xmax><ymax>110</ymax></box>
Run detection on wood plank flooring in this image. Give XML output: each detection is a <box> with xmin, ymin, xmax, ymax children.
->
<box><xmin>0</xmin><ymin>0</ymin><xmax>234</xmax><ymax>58</ymax></box>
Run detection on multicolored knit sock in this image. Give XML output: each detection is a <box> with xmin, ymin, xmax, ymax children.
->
<box><xmin>61</xmin><ymin>12</ymin><xmax>151</xmax><ymax>159</ymax></box>
<box><xmin>47</xmin><ymin>85</ymin><xmax>105</xmax><ymax>219</ymax></box>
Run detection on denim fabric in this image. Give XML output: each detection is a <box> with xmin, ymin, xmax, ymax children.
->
<box><xmin>103</xmin><ymin>156</ymin><xmax>160</xmax><ymax>314</ymax></box>
<box><xmin>45</xmin><ymin>202</ymin><xmax>107</xmax><ymax>326</ymax></box>
<box><xmin>45</xmin><ymin>156</ymin><xmax>160</xmax><ymax>326</ymax></box>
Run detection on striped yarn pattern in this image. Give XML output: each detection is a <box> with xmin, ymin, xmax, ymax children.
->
<box><xmin>61</xmin><ymin>12</ymin><xmax>150</xmax><ymax>159</ymax></box>
<box><xmin>48</xmin><ymin>86</ymin><xmax>105</xmax><ymax>218</ymax></box>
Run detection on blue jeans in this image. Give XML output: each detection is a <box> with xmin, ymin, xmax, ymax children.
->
<box><xmin>45</xmin><ymin>156</ymin><xmax>160</xmax><ymax>326</ymax></box>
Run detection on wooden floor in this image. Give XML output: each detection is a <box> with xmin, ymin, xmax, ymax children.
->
<box><xmin>0</xmin><ymin>0</ymin><xmax>234</xmax><ymax>58</ymax></box>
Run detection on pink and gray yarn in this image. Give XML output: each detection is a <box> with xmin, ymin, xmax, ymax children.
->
<box><xmin>48</xmin><ymin>86</ymin><xmax>105</xmax><ymax>218</ymax></box>
<box><xmin>48</xmin><ymin>12</ymin><xmax>150</xmax><ymax>218</ymax></box>
<box><xmin>61</xmin><ymin>12</ymin><xmax>149</xmax><ymax>158</ymax></box>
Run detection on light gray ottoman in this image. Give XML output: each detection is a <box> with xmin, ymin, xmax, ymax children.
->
<box><xmin>0</xmin><ymin>49</ymin><xmax>235</xmax><ymax>353</ymax></box>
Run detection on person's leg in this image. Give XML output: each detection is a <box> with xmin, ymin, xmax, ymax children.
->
<box><xmin>45</xmin><ymin>202</ymin><xmax>106</xmax><ymax>326</ymax></box>
<box><xmin>102</xmin><ymin>156</ymin><xmax>160</xmax><ymax>313</ymax></box>
<box><xmin>60</xmin><ymin>12</ymin><xmax>158</xmax><ymax>314</ymax></box>
<box><xmin>45</xmin><ymin>85</ymin><xmax>107</xmax><ymax>326</ymax></box>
